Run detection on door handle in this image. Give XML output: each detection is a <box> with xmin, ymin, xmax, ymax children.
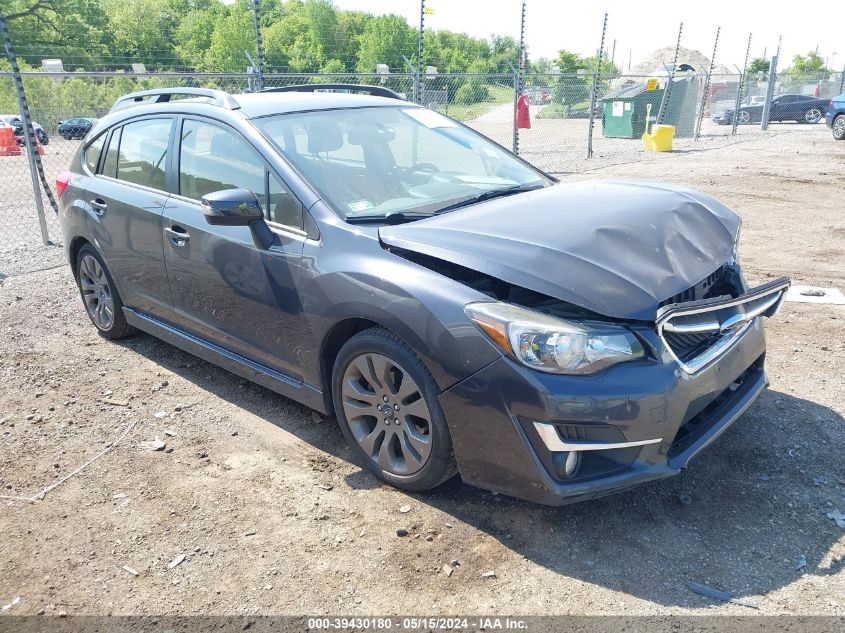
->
<box><xmin>90</xmin><ymin>198</ymin><xmax>107</xmax><ymax>214</ymax></box>
<box><xmin>165</xmin><ymin>226</ymin><xmax>190</xmax><ymax>247</ymax></box>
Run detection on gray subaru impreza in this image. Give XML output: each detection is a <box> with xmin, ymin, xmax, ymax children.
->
<box><xmin>56</xmin><ymin>85</ymin><xmax>790</xmax><ymax>505</ymax></box>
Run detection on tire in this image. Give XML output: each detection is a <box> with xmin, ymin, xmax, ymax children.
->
<box><xmin>331</xmin><ymin>327</ymin><xmax>458</xmax><ymax>492</ymax></box>
<box><xmin>38</xmin><ymin>131</ymin><xmax>49</xmax><ymax>145</ymax></box>
<box><xmin>834</xmin><ymin>115</ymin><xmax>845</xmax><ymax>141</ymax></box>
<box><xmin>736</xmin><ymin>110</ymin><xmax>752</xmax><ymax>125</ymax></box>
<box><xmin>61</xmin><ymin>134</ymin><xmax>69</xmax><ymax>140</ymax></box>
<box><xmin>801</xmin><ymin>108</ymin><xmax>823</xmax><ymax>124</ymax></box>
<box><xmin>75</xmin><ymin>244</ymin><xmax>135</xmax><ymax>340</ymax></box>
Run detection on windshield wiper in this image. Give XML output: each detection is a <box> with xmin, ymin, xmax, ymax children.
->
<box><xmin>432</xmin><ymin>183</ymin><xmax>546</xmax><ymax>215</ymax></box>
<box><xmin>345</xmin><ymin>211</ymin><xmax>433</xmax><ymax>225</ymax></box>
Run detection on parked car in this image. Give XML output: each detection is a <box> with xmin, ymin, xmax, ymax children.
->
<box><xmin>712</xmin><ymin>94</ymin><xmax>829</xmax><ymax>125</ymax></box>
<box><xmin>56</xmin><ymin>86</ymin><xmax>790</xmax><ymax>505</ymax></box>
<box><xmin>826</xmin><ymin>93</ymin><xmax>845</xmax><ymax>140</ymax></box>
<box><xmin>58</xmin><ymin>117</ymin><xmax>98</xmax><ymax>140</ymax></box>
<box><xmin>1</xmin><ymin>114</ymin><xmax>48</xmax><ymax>144</ymax></box>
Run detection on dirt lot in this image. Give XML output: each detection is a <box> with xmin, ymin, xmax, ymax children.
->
<box><xmin>0</xmin><ymin>125</ymin><xmax>843</xmax><ymax>618</ymax></box>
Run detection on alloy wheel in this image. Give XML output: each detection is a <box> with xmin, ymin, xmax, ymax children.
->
<box><xmin>737</xmin><ymin>110</ymin><xmax>751</xmax><ymax>125</ymax></box>
<box><xmin>78</xmin><ymin>254</ymin><xmax>115</xmax><ymax>330</ymax></box>
<box><xmin>341</xmin><ymin>352</ymin><xmax>432</xmax><ymax>475</ymax></box>
<box><xmin>805</xmin><ymin>108</ymin><xmax>822</xmax><ymax>124</ymax></box>
<box><xmin>834</xmin><ymin>116</ymin><xmax>845</xmax><ymax>139</ymax></box>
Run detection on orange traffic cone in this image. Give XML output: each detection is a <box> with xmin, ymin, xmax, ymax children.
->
<box><xmin>0</xmin><ymin>127</ymin><xmax>21</xmax><ymax>156</ymax></box>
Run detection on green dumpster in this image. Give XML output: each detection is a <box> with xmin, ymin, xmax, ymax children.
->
<box><xmin>602</xmin><ymin>77</ymin><xmax>703</xmax><ymax>139</ymax></box>
<box><xmin>601</xmin><ymin>83</ymin><xmax>663</xmax><ymax>139</ymax></box>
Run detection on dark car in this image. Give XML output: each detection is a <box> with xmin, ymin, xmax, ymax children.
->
<box><xmin>712</xmin><ymin>94</ymin><xmax>829</xmax><ymax>125</ymax></box>
<box><xmin>826</xmin><ymin>93</ymin><xmax>845</xmax><ymax>140</ymax></box>
<box><xmin>2</xmin><ymin>114</ymin><xmax>49</xmax><ymax>144</ymax></box>
<box><xmin>56</xmin><ymin>86</ymin><xmax>790</xmax><ymax>505</ymax></box>
<box><xmin>58</xmin><ymin>117</ymin><xmax>98</xmax><ymax>140</ymax></box>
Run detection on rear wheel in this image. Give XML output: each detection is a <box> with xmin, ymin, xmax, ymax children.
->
<box><xmin>803</xmin><ymin>108</ymin><xmax>823</xmax><ymax>124</ymax></box>
<box><xmin>75</xmin><ymin>245</ymin><xmax>135</xmax><ymax>339</ymax></box>
<box><xmin>332</xmin><ymin>328</ymin><xmax>458</xmax><ymax>492</ymax></box>
<box><xmin>736</xmin><ymin>110</ymin><xmax>752</xmax><ymax>125</ymax></box>
<box><xmin>833</xmin><ymin>114</ymin><xmax>845</xmax><ymax>140</ymax></box>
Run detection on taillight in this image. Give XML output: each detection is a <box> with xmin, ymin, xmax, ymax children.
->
<box><xmin>55</xmin><ymin>170</ymin><xmax>71</xmax><ymax>198</ymax></box>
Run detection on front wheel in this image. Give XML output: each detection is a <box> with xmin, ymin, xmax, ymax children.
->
<box><xmin>834</xmin><ymin>115</ymin><xmax>845</xmax><ymax>141</ymax></box>
<box><xmin>736</xmin><ymin>110</ymin><xmax>752</xmax><ymax>125</ymax></box>
<box><xmin>75</xmin><ymin>245</ymin><xmax>135</xmax><ymax>339</ymax></box>
<box><xmin>332</xmin><ymin>328</ymin><xmax>458</xmax><ymax>492</ymax></box>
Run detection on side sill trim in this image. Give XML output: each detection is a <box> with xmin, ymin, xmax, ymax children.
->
<box><xmin>532</xmin><ymin>422</ymin><xmax>662</xmax><ymax>452</ymax></box>
<box><xmin>123</xmin><ymin>308</ymin><xmax>327</xmax><ymax>414</ymax></box>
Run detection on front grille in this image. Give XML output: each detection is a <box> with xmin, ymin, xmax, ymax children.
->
<box><xmin>656</xmin><ymin>277</ymin><xmax>790</xmax><ymax>374</ymax></box>
<box><xmin>663</xmin><ymin>331</ymin><xmax>721</xmax><ymax>362</ymax></box>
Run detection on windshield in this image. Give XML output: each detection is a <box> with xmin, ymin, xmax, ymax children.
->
<box><xmin>254</xmin><ymin>106</ymin><xmax>551</xmax><ymax>223</ymax></box>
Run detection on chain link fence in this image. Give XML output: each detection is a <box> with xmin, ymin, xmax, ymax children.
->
<box><xmin>0</xmin><ymin>67</ymin><xmax>842</xmax><ymax>269</ymax></box>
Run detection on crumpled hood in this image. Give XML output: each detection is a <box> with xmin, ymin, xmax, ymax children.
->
<box><xmin>379</xmin><ymin>180</ymin><xmax>741</xmax><ymax>321</ymax></box>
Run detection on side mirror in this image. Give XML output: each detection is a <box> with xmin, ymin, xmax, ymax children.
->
<box><xmin>201</xmin><ymin>188</ymin><xmax>264</xmax><ymax>226</ymax></box>
<box><xmin>201</xmin><ymin>188</ymin><xmax>277</xmax><ymax>250</ymax></box>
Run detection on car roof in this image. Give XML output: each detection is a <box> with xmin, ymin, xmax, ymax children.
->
<box><xmin>232</xmin><ymin>92</ymin><xmax>415</xmax><ymax>119</ymax></box>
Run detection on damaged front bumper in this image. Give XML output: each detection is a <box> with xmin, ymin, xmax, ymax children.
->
<box><xmin>439</xmin><ymin>278</ymin><xmax>790</xmax><ymax>505</ymax></box>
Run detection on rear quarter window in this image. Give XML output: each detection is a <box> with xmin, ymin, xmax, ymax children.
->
<box><xmin>84</xmin><ymin>134</ymin><xmax>106</xmax><ymax>174</ymax></box>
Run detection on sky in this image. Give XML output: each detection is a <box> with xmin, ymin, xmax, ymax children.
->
<box><xmin>330</xmin><ymin>0</ymin><xmax>842</xmax><ymax>72</ymax></box>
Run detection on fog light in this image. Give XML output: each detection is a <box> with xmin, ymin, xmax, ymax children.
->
<box><xmin>552</xmin><ymin>450</ymin><xmax>581</xmax><ymax>479</ymax></box>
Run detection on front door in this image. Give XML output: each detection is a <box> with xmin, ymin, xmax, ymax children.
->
<box><xmin>161</xmin><ymin>117</ymin><xmax>308</xmax><ymax>378</ymax></box>
<box><xmin>85</xmin><ymin>117</ymin><xmax>174</xmax><ymax>320</ymax></box>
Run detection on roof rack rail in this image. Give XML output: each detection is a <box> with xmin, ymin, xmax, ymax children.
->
<box><xmin>110</xmin><ymin>88</ymin><xmax>240</xmax><ymax>113</ymax></box>
<box><xmin>260</xmin><ymin>84</ymin><xmax>404</xmax><ymax>100</ymax></box>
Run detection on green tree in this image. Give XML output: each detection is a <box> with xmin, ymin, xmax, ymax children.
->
<box><xmin>790</xmin><ymin>51</ymin><xmax>827</xmax><ymax>80</ymax></box>
<box><xmin>205</xmin><ymin>1</ymin><xmax>255</xmax><ymax>71</ymax></box>
<box><xmin>356</xmin><ymin>14</ymin><xmax>415</xmax><ymax>73</ymax></box>
<box><xmin>102</xmin><ymin>0</ymin><xmax>181</xmax><ymax>69</ymax></box>
<box><xmin>747</xmin><ymin>58</ymin><xmax>770</xmax><ymax>75</ymax></box>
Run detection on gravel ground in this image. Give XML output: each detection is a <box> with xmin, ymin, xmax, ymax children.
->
<box><xmin>0</xmin><ymin>124</ymin><xmax>843</xmax><ymax>618</ymax></box>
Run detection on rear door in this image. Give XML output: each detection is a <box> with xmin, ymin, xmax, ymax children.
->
<box><xmin>161</xmin><ymin>116</ymin><xmax>308</xmax><ymax>377</ymax></box>
<box><xmin>85</xmin><ymin>117</ymin><xmax>174</xmax><ymax>319</ymax></box>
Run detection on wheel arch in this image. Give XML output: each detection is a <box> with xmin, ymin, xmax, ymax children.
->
<box><xmin>319</xmin><ymin>317</ymin><xmax>385</xmax><ymax>416</ymax></box>
<box><xmin>68</xmin><ymin>235</ymin><xmax>92</xmax><ymax>276</ymax></box>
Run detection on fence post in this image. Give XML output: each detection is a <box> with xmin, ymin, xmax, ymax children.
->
<box><xmin>760</xmin><ymin>55</ymin><xmax>778</xmax><ymax>131</ymax></box>
<box><xmin>656</xmin><ymin>22</ymin><xmax>683</xmax><ymax>125</ymax></box>
<box><xmin>839</xmin><ymin>64</ymin><xmax>845</xmax><ymax>94</ymax></box>
<box><xmin>731</xmin><ymin>33</ymin><xmax>752</xmax><ymax>135</ymax></box>
<box><xmin>415</xmin><ymin>0</ymin><xmax>426</xmax><ymax>104</ymax></box>
<box><xmin>250</xmin><ymin>0</ymin><xmax>264</xmax><ymax>90</ymax></box>
<box><xmin>507</xmin><ymin>61</ymin><xmax>519</xmax><ymax>154</ymax></box>
<box><xmin>586</xmin><ymin>12</ymin><xmax>608</xmax><ymax>159</ymax></box>
<box><xmin>694</xmin><ymin>26</ymin><xmax>720</xmax><ymax>141</ymax></box>
<box><xmin>0</xmin><ymin>14</ymin><xmax>51</xmax><ymax>245</ymax></box>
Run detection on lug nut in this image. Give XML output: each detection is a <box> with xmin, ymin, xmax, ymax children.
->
<box><xmin>377</xmin><ymin>404</ymin><xmax>382</xmax><ymax>411</ymax></box>
<box><xmin>394</xmin><ymin>404</ymin><xmax>400</xmax><ymax>410</ymax></box>
<box><xmin>383</xmin><ymin>395</ymin><xmax>388</xmax><ymax>402</ymax></box>
<box><xmin>394</xmin><ymin>419</ymin><xmax>400</xmax><ymax>425</ymax></box>
<box><xmin>384</xmin><ymin>418</ymin><xmax>390</xmax><ymax>425</ymax></box>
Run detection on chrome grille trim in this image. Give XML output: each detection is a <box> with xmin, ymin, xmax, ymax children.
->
<box><xmin>656</xmin><ymin>277</ymin><xmax>790</xmax><ymax>374</ymax></box>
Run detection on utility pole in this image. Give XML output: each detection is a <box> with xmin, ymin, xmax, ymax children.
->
<box><xmin>251</xmin><ymin>0</ymin><xmax>264</xmax><ymax>90</ymax></box>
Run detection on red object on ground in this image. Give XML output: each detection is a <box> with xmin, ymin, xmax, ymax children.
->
<box><xmin>814</xmin><ymin>84</ymin><xmax>821</xmax><ymax>98</ymax></box>
<box><xmin>0</xmin><ymin>127</ymin><xmax>21</xmax><ymax>156</ymax></box>
<box><xmin>516</xmin><ymin>94</ymin><xmax>531</xmax><ymax>129</ymax></box>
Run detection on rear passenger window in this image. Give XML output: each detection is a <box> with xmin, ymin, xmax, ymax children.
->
<box><xmin>84</xmin><ymin>134</ymin><xmax>106</xmax><ymax>173</ymax></box>
<box><xmin>178</xmin><ymin>120</ymin><xmax>265</xmax><ymax>207</ymax></box>
<box><xmin>116</xmin><ymin>118</ymin><xmax>173</xmax><ymax>190</ymax></box>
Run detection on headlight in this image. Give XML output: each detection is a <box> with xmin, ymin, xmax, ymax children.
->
<box><xmin>464</xmin><ymin>302</ymin><xmax>644</xmax><ymax>375</ymax></box>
